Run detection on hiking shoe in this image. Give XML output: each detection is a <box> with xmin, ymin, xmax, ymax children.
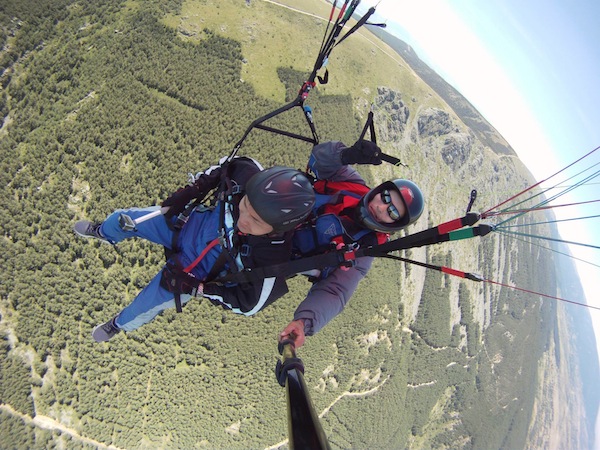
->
<box><xmin>92</xmin><ymin>317</ymin><xmax>121</xmax><ymax>342</ymax></box>
<box><xmin>74</xmin><ymin>221</ymin><xmax>110</xmax><ymax>243</ymax></box>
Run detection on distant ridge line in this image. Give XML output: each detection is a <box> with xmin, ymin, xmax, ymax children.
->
<box><xmin>367</xmin><ymin>26</ymin><xmax>518</xmax><ymax>158</ymax></box>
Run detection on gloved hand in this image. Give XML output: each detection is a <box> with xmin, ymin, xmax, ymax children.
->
<box><xmin>341</xmin><ymin>140</ymin><xmax>383</xmax><ymax>165</ymax></box>
<box><xmin>160</xmin><ymin>261</ymin><xmax>203</xmax><ymax>296</ymax></box>
<box><xmin>161</xmin><ymin>184</ymin><xmax>201</xmax><ymax>219</ymax></box>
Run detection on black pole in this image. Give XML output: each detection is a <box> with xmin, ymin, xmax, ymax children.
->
<box><xmin>278</xmin><ymin>342</ymin><xmax>331</xmax><ymax>450</ymax></box>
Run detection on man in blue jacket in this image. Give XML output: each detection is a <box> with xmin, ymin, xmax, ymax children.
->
<box><xmin>74</xmin><ymin>156</ymin><xmax>316</xmax><ymax>342</ymax></box>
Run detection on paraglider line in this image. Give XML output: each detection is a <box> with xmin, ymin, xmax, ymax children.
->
<box><xmin>495</xmin><ymin>229</ymin><xmax>600</xmax><ymax>251</ymax></box>
<box><xmin>484</xmin><ymin>279</ymin><xmax>600</xmax><ymax>311</ymax></box>
<box><xmin>484</xmin><ymin>199</ymin><xmax>600</xmax><ymax>219</ymax></box>
<box><xmin>491</xmin><ymin>162</ymin><xmax>600</xmax><ymax>217</ymax></box>
<box><xmin>482</xmin><ymin>145</ymin><xmax>600</xmax><ymax>217</ymax></box>
<box><xmin>501</xmin><ymin>233</ymin><xmax>600</xmax><ymax>269</ymax></box>
<box><xmin>382</xmin><ymin>254</ymin><xmax>599</xmax><ymax>311</ymax></box>
<box><xmin>496</xmin><ymin>214</ymin><xmax>600</xmax><ymax>229</ymax></box>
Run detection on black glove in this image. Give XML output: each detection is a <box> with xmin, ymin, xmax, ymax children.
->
<box><xmin>160</xmin><ymin>261</ymin><xmax>203</xmax><ymax>296</ymax></box>
<box><xmin>341</xmin><ymin>140</ymin><xmax>383</xmax><ymax>165</ymax></box>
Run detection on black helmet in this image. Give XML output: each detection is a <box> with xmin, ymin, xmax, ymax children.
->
<box><xmin>245</xmin><ymin>167</ymin><xmax>315</xmax><ymax>232</ymax></box>
<box><xmin>356</xmin><ymin>179</ymin><xmax>424</xmax><ymax>233</ymax></box>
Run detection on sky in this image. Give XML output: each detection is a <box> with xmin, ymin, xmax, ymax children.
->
<box><xmin>355</xmin><ymin>0</ymin><xmax>600</xmax><ymax>443</ymax></box>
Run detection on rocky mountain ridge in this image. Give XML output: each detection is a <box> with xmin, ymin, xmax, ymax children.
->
<box><xmin>367</xmin><ymin>25</ymin><xmax>518</xmax><ymax>159</ymax></box>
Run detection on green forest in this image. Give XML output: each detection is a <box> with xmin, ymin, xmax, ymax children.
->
<box><xmin>0</xmin><ymin>0</ymin><xmax>572</xmax><ymax>449</ymax></box>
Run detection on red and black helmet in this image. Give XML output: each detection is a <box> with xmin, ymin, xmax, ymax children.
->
<box><xmin>246</xmin><ymin>167</ymin><xmax>315</xmax><ymax>232</ymax></box>
<box><xmin>357</xmin><ymin>179</ymin><xmax>424</xmax><ymax>233</ymax></box>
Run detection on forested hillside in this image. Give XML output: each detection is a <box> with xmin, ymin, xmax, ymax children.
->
<box><xmin>0</xmin><ymin>0</ymin><xmax>594</xmax><ymax>449</ymax></box>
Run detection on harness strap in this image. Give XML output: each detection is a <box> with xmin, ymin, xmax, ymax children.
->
<box><xmin>367</xmin><ymin>213</ymin><xmax>481</xmax><ymax>255</ymax></box>
<box><xmin>333</xmin><ymin>4</ymin><xmax>375</xmax><ymax>49</ymax></box>
<box><xmin>211</xmin><ymin>214</ymin><xmax>485</xmax><ymax>285</ymax></box>
<box><xmin>203</xmin><ymin>247</ymin><xmax>231</xmax><ymax>283</ymax></box>
<box><xmin>162</xmin><ymin>202</ymin><xmax>205</xmax><ymax>312</ymax></box>
<box><xmin>183</xmin><ymin>238</ymin><xmax>220</xmax><ymax>273</ymax></box>
<box><xmin>215</xmin><ymin>163</ymin><xmax>242</xmax><ymax>267</ymax></box>
<box><xmin>210</xmin><ymin>247</ymin><xmax>359</xmax><ymax>285</ymax></box>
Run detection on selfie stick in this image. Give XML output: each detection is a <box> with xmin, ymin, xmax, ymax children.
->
<box><xmin>118</xmin><ymin>206</ymin><xmax>170</xmax><ymax>231</ymax></box>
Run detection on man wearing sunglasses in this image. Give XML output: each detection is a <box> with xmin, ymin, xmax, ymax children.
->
<box><xmin>280</xmin><ymin>140</ymin><xmax>424</xmax><ymax>348</ymax></box>
<box><xmin>371</xmin><ymin>189</ymin><xmax>406</xmax><ymax>223</ymax></box>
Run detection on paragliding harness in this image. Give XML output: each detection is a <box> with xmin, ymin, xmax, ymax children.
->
<box><xmin>162</xmin><ymin>158</ymin><xmax>257</xmax><ymax>312</ymax></box>
<box><xmin>157</xmin><ymin>2</ymin><xmax>385</xmax><ymax>302</ymax></box>
<box><xmin>291</xmin><ymin>179</ymin><xmax>388</xmax><ymax>280</ymax></box>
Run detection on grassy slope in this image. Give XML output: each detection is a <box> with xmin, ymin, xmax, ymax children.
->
<box><xmin>163</xmin><ymin>0</ymin><xmax>442</xmax><ymax>109</ymax></box>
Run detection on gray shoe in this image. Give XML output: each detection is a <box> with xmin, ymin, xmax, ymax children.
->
<box><xmin>74</xmin><ymin>221</ymin><xmax>110</xmax><ymax>243</ymax></box>
<box><xmin>92</xmin><ymin>317</ymin><xmax>121</xmax><ymax>342</ymax></box>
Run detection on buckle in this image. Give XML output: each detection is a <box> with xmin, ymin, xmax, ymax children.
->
<box><xmin>339</xmin><ymin>243</ymin><xmax>358</xmax><ymax>269</ymax></box>
<box><xmin>240</xmin><ymin>244</ymin><xmax>251</xmax><ymax>257</ymax></box>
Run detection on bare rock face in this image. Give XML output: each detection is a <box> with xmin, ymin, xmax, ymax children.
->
<box><xmin>417</xmin><ymin>107</ymin><xmax>453</xmax><ymax>137</ymax></box>
<box><xmin>373</xmin><ymin>86</ymin><xmax>410</xmax><ymax>141</ymax></box>
<box><xmin>441</xmin><ymin>132</ymin><xmax>472</xmax><ymax>169</ymax></box>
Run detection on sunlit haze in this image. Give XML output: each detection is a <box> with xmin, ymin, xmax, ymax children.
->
<box><xmin>357</xmin><ymin>0</ymin><xmax>600</xmax><ymax>444</ymax></box>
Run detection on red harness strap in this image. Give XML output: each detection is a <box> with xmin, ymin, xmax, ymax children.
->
<box><xmin>184</xmin><ymin>238</ymin><xmax>220</xmax><ymax>273</ymax></box>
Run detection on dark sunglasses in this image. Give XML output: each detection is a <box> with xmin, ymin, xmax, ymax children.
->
<box><xmin>381</xmin><ymin>190</ymin><xmax>403</xmax><ymax>221</ymax></box>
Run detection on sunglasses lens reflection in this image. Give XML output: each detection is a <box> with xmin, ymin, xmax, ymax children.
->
<box><xmin>381</xmin><ymin>190</ymin><xmax>401</xmax><ymax>221</ymax></box>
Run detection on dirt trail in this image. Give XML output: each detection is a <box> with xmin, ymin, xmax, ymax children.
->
<box><xmin>0</xmin><ymin>403</ymin><xmax>122</xmax><ymax>450</ymax></box>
